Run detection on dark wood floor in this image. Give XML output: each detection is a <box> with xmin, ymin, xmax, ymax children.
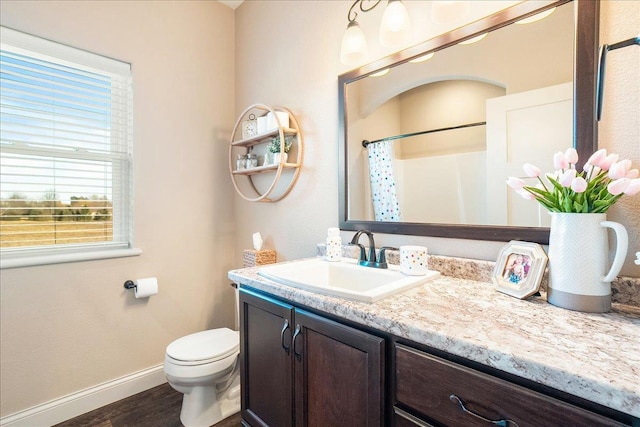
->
<box><xmin>54</xmin><ymin>383</ymin><xmax>242</xmax><ymax>427</ymax></box>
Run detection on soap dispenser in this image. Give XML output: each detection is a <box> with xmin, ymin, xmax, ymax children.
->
<box><xmin>326</xmin><ymin>228</ymin><xmax>342</xmax><ymax>262</ymax></box>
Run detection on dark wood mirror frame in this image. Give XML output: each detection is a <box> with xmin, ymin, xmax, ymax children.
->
<box><xmin>338</xmin><ymin>0</ymin><xmax>598</xmax><ymax>244</ymax></box>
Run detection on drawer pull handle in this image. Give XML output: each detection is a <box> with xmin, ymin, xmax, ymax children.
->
<box><xmin>292</xmin><ymin>324</ymin><xmax>302</xmax><ymax>360</ymax></box>
<box><xmin>280</xmin><ymin>319</ymin><xmax>290</xmax><ymax>354</ymax></box>
<box><xmin>449</xmin><ymin>394</ymin><xmax>519</xmax><ymax>427</ymax></box>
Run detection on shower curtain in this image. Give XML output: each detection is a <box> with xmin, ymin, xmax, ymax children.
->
<box><xmin>367</xmin><ymin>140</ymin><xmax>402</xmax><ymax>222</ymax></box>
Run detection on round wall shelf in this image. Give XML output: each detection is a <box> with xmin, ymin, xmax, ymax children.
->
<box><xmin>228</xmin><ymin>104</ymin><xmax>303</xmax><ymax>202</ymax></box>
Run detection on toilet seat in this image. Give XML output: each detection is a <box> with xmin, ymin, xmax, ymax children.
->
<box><xmin>166</xmin><ymin>328</ymin><xmax>239</xmax><ymax>366</ymax></box>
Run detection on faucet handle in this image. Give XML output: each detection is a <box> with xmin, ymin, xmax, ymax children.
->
<box><xmin>378</xmin><ymin>246</ymin><xmax>399</xmax><ymax>265</ymax></box>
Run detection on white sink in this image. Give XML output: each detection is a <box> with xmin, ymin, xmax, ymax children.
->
<box><xmin>257</xmin><ymin>257</ymin><xmax>440</xmax><ymax>303</ymax></box>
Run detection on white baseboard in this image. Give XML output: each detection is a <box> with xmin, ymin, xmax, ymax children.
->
<box><xmin>0</xmin><ymin>364</ymin><xmax>166</xmax><ymax>427</ymax></box>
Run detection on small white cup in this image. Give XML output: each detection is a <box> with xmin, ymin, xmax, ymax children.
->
<box><xmin>400</xmin><ymin>245</ymin><xmax>429</xmax><ymax>276</ymax></box>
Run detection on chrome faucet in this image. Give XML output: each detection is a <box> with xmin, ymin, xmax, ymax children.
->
<box><xmin>349</xmin><ymin>230</ymin><xmax>397</xmax><ymax>269</ymax></box>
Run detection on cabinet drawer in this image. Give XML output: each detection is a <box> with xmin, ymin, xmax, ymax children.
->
<box><xmin>395</xmin><ymin>344</ymin><xmax>625</xmax><ymax>427</ymax></box>
<box><xmin>394</xmin><ymin>407</ymin><xmax>435</xmax><ymax>427</ymax></box>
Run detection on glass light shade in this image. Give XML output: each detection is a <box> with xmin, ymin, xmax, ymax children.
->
<box><xmin>431</xmin><ymin>1</ymin><xmax>470</xmax><ymax>24</ymax></box>
<box><xmin>379</xmin><ymin>0</ymin><xmax>411</xmax><ymax>47</ymax></box>
<box><xmin>340</xmin><ymin>21</ymin><xmax>368</xmax><ymax>66</ymax></box>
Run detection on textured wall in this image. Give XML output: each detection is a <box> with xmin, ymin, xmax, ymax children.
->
<box><xmin>0</xmin><ymin>0</ymin><xmax>236</xmax><ymax>417</ymax></box>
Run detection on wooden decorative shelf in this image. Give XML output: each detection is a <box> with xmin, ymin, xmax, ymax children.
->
<box><xmin>232</xmin><ymin>163</ymin><xmax>299</xmax><ymax>176</ymax></box>
<box><xmin>228</xmin><ymin>104</ymin><xmax>303</xmax><ymax>202</ymax></box>
<box><xmin>231</xmin><ymin>128</ymin><xmax>299</xmax><ymax>148</ymax></box>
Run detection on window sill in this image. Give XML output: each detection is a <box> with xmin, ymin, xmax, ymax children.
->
<box><xmin>0</xmin><ymin>248</ymin><xmax>143</xmax><ymax>269</ymax></box>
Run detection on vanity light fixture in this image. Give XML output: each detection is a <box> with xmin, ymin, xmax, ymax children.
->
<box><xmin>340</xmin><ymin>0</ymin><xmax>412</xmax><ymax>66</ymax></box>
<box><xmin>516</xmin><ymin>7</ymin><xmax>556</xmax><ymax>25</ymax></box>
<box><xmin>340</xmin><ymin>21</ymin><xmax>369</xmax><ymax>65</ymax></box>
<box><xmin>379</xmin><ymin>0</ymin><xmax>412</xmax><ymax>47</ymax></box>
<box><xmin>409</xmin><ymin>52</ymin><xmax>435</xmax><ymax>63</ymax></box>
<box><xmin>458</xmin><ymin>33</ymin><xmax>487</xmax><ymax>45</ymax></box>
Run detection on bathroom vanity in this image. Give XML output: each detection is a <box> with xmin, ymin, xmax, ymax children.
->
<box><xmin>239</xmin><ymin>288</ymin><xmax>384</xmax><ymax>427</ymax></box>
<box><xmin>229</xmin><ymin>258</ymin><xmax>640</xmax><ymax>427</ymax></box>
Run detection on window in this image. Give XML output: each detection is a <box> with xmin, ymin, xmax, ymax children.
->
<box><xmin>0</xmin><ymin>27</ymin><xmax>139</xmax><ymax>268</ymax></box>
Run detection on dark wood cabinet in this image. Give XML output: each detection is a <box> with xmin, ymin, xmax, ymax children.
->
<box><xmin>240</xmin><ymin>288</ymin><xmax>294</xmax><ymax>427</ymax></box>
<box><xmin>240</xmin><ymin>288</ymin><xmax>385</xmax><ymax>427</ymax></box>
<box><xmin>394</xmin><ymin>343</ymin><xmax>628</xmax><ymax>427</ymax></box>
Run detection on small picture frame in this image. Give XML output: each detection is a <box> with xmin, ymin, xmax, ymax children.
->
<box><xmin>492</xmin><ymin>241</ymin><xmax>548</xmax><ymax>299</ymax></box>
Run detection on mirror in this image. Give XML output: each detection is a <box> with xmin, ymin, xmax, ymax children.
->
<box><xmin>339</xmin><ymin>0</ymin><xmax>599</xmax><ymax>244</ymax></box>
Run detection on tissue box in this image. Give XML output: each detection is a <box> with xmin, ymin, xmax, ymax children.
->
<box><xmin>243</xmin><ymin>249</ymin><xmax>277</xmax><ymax>267</ymax></box>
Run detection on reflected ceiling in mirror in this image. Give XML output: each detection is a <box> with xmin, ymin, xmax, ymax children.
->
<box><xmin>338</xmin><ymin>0</ymin><xmax>599</xmax><ymax>244</ymax></box>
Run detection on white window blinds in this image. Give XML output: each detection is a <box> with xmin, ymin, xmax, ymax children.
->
<box><xmin>0</xmin><ymin>27</ymin><xmax>134</xmax><ymax>265</ymax></box>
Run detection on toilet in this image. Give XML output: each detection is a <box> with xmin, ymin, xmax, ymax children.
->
<box><xmin>164</xmin><ymin>293</ymin><xmax>241</xmax><ymax>427</ymax></box>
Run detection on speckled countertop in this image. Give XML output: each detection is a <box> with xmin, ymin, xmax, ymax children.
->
<box><xmin>228</xmin><ymin>256</ymin><xmax>640</xmax><ymax>418</ymax></box>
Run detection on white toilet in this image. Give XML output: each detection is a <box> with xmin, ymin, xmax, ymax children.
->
<box><xmin>164</xmin><ymin>294</ymin><xmax>241</xmax><ymax>427</ymax></box>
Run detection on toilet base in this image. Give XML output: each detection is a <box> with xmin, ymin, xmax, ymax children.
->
<box><xmin>179</xmin><ymin>375</ymin><xmax>240</xmax><ymax>427</ymax></box>
<box><xmin>180</xmin><ymin>385</ymin><xmax>219</xmax><ymax>427</ymax></box>
<box><xmin>217</xmin><ymin>377</ymin><xmax>241</xmax><ymax>422</ymax></box>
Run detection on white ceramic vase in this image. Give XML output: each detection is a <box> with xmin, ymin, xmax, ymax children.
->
<box><xmin>547</xmin><ymin>213</ymin><xmax>628</xmax><ymax>313</ymax></box>
<box><xmin>273</xmin><ymin>152</ymin><xmax>288</xmax><ymax>164</ymax></box>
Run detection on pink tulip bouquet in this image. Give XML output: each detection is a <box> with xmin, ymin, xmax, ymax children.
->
<box><xmin>507</xmin><ymin>148</ymin><xmax>640</xmax><ymax>213</ymax></box>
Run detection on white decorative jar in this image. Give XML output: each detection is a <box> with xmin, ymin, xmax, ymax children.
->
<box><xmin>273</xmin><ymin>152</ymin><xmax>288</xmax><ymax>164</ymax></box>
<box><xmin>326</xmin><ymin>228</ymin><xmax>342</xmax><ymax>262</ymax></box>
<box><xmin>547</xmin><ymin>213</ymin><xmax>628</xmax><ymax>312</ymax></box>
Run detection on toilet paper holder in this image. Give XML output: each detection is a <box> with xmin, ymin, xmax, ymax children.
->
<box><xmin>123</xmin><ymin>277</ymin><xmax>159</xmax><ymax>299</ymax></box>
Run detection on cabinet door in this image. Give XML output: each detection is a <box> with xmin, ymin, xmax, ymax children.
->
<box><xmin>293</xmin><ymin>309</ymin><xmax>385</xmax><ymax>427</ymax></box>
<box><xmin>240</xmin><ymin>289</ymin><xmax>294</xmax><ymax>427</ymax></box>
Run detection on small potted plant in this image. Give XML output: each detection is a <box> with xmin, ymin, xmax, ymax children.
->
<box><xmin>267</xmin><ymin>135</ymin><xmax>294</xmax><ymax>164</ymax></box>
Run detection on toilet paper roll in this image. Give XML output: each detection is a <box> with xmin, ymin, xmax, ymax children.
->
<box><xmin>134</xmin><ymin>277</ymin><xmax>158</xmax><ymax>299</ymax></box>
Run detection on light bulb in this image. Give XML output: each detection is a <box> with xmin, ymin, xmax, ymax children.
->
<box><xmin>379</xmin><ymin>0</ymin><xmax>411</xmax><ymax>48</ymax></box>
<box><xmin>340</xmin><ymin>21</ymin><xmax>368</xmax><ymax>66</ymax></box>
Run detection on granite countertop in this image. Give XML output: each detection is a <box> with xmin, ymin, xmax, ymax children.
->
<box><xmin>228</xmin><ymin>257</ymin><xmax>640</xmax><ymax>418</ymax></box>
